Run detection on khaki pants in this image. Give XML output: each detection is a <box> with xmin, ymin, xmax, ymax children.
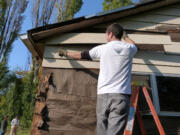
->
<box><xmin>10</xmin><ymin>126</ymin><xmax>17</xmax><ymax>135</ymax></box>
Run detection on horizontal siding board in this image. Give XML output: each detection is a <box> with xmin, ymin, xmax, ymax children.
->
<box><xmin>148</xmin><ymin>8</ymin><xmax>180</xmax><ymax>17</ymax></box>
<box><xmin>44</xmin><ymin>46</ymin><xmax>180</xmax><ymax>66</ymax></box>
<box><xmin>128</xmin><ymin>14</ymin><xmax>180</xmax><ymax>25</ymax></box>
<box><xmin>137</xmin><ymin>44</ymin><xmax>164</xmax><ymax>51</ymax></box>
<box><xmin>43</xmin><ymin>33</ymin><xmax>106</xmax><ymax>44</ymax></box>
<box><xmin>44</xmin><ymin>46</ymin><xmax>92</xmax><ymax>59</ymax></box>
<box><xmin>93</xmin><ymin>7</ymin><xmax>180</xmax><ymax>31</ymax></box>
<box><xmin>44</xmin><ymin>43</ymin><xmax>165</xmax><ymax>53</ymax></box>
<box><xmin>94</xmin><ymin>21</ymin><xmax>161</xmax><ymax>31</ymax></box>
<box><xmin>133</xmin><ymin>64</ymin><xmax>180</xmax><ymax>74</ymax></box>
<box><xmin>42</xmin><ymin>59</ymin><xmax>180</xmax><ymax>74</ymax></box>
<box><xmin>134</xmin><ymin>52</ymin><xmax>180</xmax><ymax>66</ymax></box>
<box><xmin>94</xmin><ymin>17</ymin><xmax>180</xmax><ymax>32</ymax></box>
<box><xmin>43</xmin><ymin>33</ymin><xmax>172</xmax><ymax>44</ymax></box>
<box><xmin>155</xmin><ymin>25</ymin><xmax>180</xmax><ymax>32</ymax></box>
<box><xmin>42</xmin><ymin>59</ymin><xmax>100</xmax><ymax>69</ymax></box>
<box><xmin>164</xmin><ymin>44</ymin><xmax>180</xmax><ymax>55</ymax></box>
<box><xmin>169</xmin><ymin>32</ymin><xmax>180</xmax><ymax>42</ymax></box>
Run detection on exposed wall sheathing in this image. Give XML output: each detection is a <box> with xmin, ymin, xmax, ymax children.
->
<box><xmin>31</xmin><ymin>68</ymin><xmax>98</xmax><ymax>135</ymax></box>
<box><xmin>31</xmin><ymin>68</ymin><xmax>180</xmax><ymax>135</ymax></box>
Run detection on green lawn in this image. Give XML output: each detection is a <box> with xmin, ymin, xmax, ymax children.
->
<box><xmin>5</xmin><ymin>126</ymin><xmax>30</xmax><ymax>135</ymax></box>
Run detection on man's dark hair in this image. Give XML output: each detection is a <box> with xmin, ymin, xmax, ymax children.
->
<box><xmin>106</xmin><ymin>23</ymin><xmax>124</xmax><ymax>39</ymax></box>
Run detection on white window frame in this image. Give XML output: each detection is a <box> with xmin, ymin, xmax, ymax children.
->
<box><xmin>154</xmin><ymin>73</ymin><xmax>180</xmax><ymax>117</ymax></box>
<box><xmin>132</xmin><ymin>72</ymin><xmax>180</xmax><ymax>117</ymax></box>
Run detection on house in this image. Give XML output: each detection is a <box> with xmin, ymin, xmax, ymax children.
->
<box><xmin>20</xmin><ymin>0</ymin><xmax>180</xmax><ymax>134</ymax></box>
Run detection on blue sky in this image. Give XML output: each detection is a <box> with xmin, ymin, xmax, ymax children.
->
<box><xmin>8</xmin><ymin>0</ymin><xmax>105</xmax><ymax>71</ymax></box>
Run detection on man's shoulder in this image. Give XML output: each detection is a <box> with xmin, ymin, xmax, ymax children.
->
<box><xmin>122</xmin><ymin>42</ymin><xmax>137</xmax><ymax>50</ymax></box>
<box><xmin>97</xmin><ymin>43</ymin><xmax>107</xmax><ymax>48</ymax></box>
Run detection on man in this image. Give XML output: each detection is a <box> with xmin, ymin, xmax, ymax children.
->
<box><xmin>10</xmin><ymin>116</ymin><xmax>20</xmax><ymax>135</ymax></box>
<box><xmin>59</xmin><ymin>23</ymin><xmax>137</xmax><ymax>135</ymax></box>
<box><xmin>0</xmin><ymin>116</ymin><xmax>8</xmax><ymax>135</ymax></box>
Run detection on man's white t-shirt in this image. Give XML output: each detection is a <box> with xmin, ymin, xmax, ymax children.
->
<box><xmin>11</xmin><ymin>118</ymin><xmax>20</xmax><ymax>127</ymax></box>
<box><xmin>89</xmin><ymin>40</ymin><xmax>137</xmax><ymax>95</ymax></box>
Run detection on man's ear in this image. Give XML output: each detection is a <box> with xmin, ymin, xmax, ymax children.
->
<box><xmin>110</xmin><ymin>32</ymin><xmax>114</xmax><ymax>38</ymax></box>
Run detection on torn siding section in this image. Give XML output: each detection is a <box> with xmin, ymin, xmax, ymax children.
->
<box><xmin>31</xmin><ymin>68</ymin><xmax>98</xmax><ymax>135</ymax></box>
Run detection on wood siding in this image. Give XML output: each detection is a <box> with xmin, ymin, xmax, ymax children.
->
<box><xmin>42</xmin><ymin>33</ymin><xmax>172</xmax><ymax>45</ymax></box>
<box><xmin>42</xmin><ymin>46</ymin><xmax>180</xmax><ymax>75</ymax></box>
<box><xmin>93</xmin><ymin>4</ymin><xmax>180</xmax><ymax>31</ymax></box>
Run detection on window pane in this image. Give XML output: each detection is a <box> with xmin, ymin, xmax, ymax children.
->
<box><xmin>156</xmin><ymin>76</ymin><xmax>180</xmax><ymax>112</ymax></box>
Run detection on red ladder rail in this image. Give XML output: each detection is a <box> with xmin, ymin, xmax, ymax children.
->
<box><xmin>124</xmin><ymin>86</ymin><xmax>166</xmax><ymax>135</ymax></box>
<box><xmin>123</xmin><ymin>86</ymin><xmax>140</xmax><ymax>135</ymax></box>
<box><xmin>142</xmin><ymin>86</ymin><xmax>166</xmax><ymax>135</ymax></box>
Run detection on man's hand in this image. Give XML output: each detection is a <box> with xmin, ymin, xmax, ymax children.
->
<box><xmin>122</xmin><ymin>31</ymin><xmax>135</xmax><ymax>44</ymax></box>
<box><xmin>122</xmin><ymin>31</ymin><xmax>128</xmax><ymax>39</ymax></box>
<box><xmin>59</xmin><ymin>48</ymin><xmax>82</xmax><ymax>59</ymax></box>
<box><xmin>59</xmin><ymin>48</ymin><xmax>67</xmax><ymax>57</ymax></box>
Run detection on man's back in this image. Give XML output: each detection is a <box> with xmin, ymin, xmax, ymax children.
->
<box><xmin>90</xmin><ymin>40</ymin><xmax>137</xmax><ymax>95</ymax></box>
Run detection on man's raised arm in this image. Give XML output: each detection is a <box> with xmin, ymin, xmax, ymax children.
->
<box><xmin>58</xmin><ymin>49</ymin><xmax>81</xmax><ymax>59</ymax></box>
<box><xmin>59</xmin><ymin>49</ymin><xmax>92</xmax><ymax>60</ymax></box>
<box><xmin>122</xmin><ymin>31</ymin><xmax>135</xmax><ymax>45</ymax></box>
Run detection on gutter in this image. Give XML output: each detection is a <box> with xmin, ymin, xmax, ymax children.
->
<box><xmin>27</xmin><ymin>30</ymin><xmax>43</xmax><ymax>60</ymax></box>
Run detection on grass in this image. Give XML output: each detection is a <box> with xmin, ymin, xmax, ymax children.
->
<box><xmin>5</xmin><ymin>126</ymin><xmax>30</xmax><ymax>135</ymax></box>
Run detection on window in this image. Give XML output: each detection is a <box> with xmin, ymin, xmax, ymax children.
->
<box><xmin>156</xmin><ymin>76</ymin><xmax>180</xmax><ymax>112</ymax></box>
<box><xmin>131</xmin><ymin>73</ymin><xmax>180</xmax><ymax>116</ymax></box>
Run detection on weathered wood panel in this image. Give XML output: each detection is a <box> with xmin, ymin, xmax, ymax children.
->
<box><xmin>43</xmin><ymin>46</ymin><xmax>180</xmax><ymax>66</ymax></box>
<box><xmin>149</xmin><ymin>8</ymin><xmax>180</xmax><ymax>16</ymax></box>
<box><xmin>137</xmin><ymin>44</ymin><xmax>164</xmax><ymax>52</ymax></box>
<box><xmin>42</xmin><ymin>58</ymin><xmax>180</xmax><ymax>75</ymax></box>
<box><xmin>47</xmin><ymin>69</ymin><xmax>98</xmax><ymax>97</ymax></box>
<box><xmin>44</xmin><ymin>45</ymin><xmax>93</xmax><ymax>57</ymax></box>
<box><xmin>117</xmin><ymin>12</ymin><xmax>180</xmax><ymax>25</ymax></box>
<box><xmin>164</xmin><ymin>44</ymin><xmax>180</xmax><ymax>55</ymax></box>
<box><xmin>94</xmin><ymin>20</ymin><xmax>163</xmax><ymax>31</ymax></box>
<box><xmin>133</xmin><ymin>52</ymin><xmax>180</xmax><ymax>66</ymax></box>
<box><xmin>93</xmin><ymin>20</ymin><xmax>180</xmax><ymax>32</ymax></box>
<box><xmin>44</xmin><ymin>44</ymin><xmax>165</xmax><ymax>56</ymax></box>
<box><xmin>132</xmin><ymin>64</ymin><xmax>180</xmax><ymax>75</ymax></box>
<box><xmin>92</xmin><ymin>5</ymin><xmax>180</xmax><ymax>32</ymax></box>
<box><xmin>43</xmin><ymin>68</ymin><xmax>97</xmax><ymax>135</ymax></box>
<box><xmin>42</xmin><ymin>33</ymin><xmax>172</xmax><ymax>44</ymax></box>
<box><xmin>43</xmin><ymin>58</ymin><xmax>99</xmax><ymax>69</ymax></box>
<box><xmin>169</xmin><ymin>32</ymin><xmax>180</xmax><ymax>42</ymax></box>
<box><xmin>128</xmin><ymin>14</ymin><xmax>180</xmax><ymax>25</ymax></box>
